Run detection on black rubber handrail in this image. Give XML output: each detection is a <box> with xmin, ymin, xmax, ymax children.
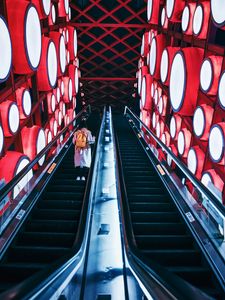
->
<box><xmin>114</xmin><ymin>118</ymin><xmax>213</xmax><ymax>300</ymax></box>
<box><xmin>124</xmin><ymin>106</ymin><xmax>225</xmax><ymax>217</ymax></box>
<box><xmin>0</xmin><ymin>105</ymin><xmax>91</xmax><ymax>204</ymax></box>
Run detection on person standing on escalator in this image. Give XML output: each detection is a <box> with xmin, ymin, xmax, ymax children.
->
<box><xmin>73</xmin><ymin>119</ymin><xmax>95</xmax><ymax>181</ymax></box>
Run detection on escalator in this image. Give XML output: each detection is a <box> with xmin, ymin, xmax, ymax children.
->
<box><xmin>114</xmin><ymin>114</ymin><xmax>224</xmax><ymax>299</ymax></box>
<box><xmin>0</xmin><ymin>112</ymin><xmax>101</xmax><ymax>295</ymax></box>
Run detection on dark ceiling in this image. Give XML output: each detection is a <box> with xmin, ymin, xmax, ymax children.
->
<box><xmin>70</xmin><ymin>0</ymin><xmax>148</xmax><ymax>111</ymax></box>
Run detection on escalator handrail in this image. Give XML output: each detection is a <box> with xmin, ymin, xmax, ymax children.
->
<box><xmin>114</xmin><ymin>121</ymin><xmax>213</xmax><ymax>300</ymax></box>
<box><xmin>0</xmin><ymin>105</ymin><xmax>91</xmax><ymax>204</ymax></box>
<box><xmin>0</xmin><ymin>108</ymin><xmax>104</xmax><ymax>299</ymax></box>
<box><xmin>124</xmin><ymin>106</ymin><xmax>225</xmax><ymax>218</ymax></box>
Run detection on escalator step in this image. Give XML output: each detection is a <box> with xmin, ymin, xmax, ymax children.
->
<box><xmin>128</xmin><ymin>195</ymin><xmax>170</xmax><ymax>203</ymax></box>
<box><xmin>42</xmin><ymin>192</ymin><xmax>83</xmax><ymax>200</ymax></box>
<box><xmin>131</xmin><ymin>212</ymin><xmax>180</xmax><ymax>222</ymax></box>
<box><xmin>129</xmin><ymin>203</ymin><xmax>175</xmax><ymax>212</ymax></box>
<box><xmin>17</xmin><ymin>232</ymin><xmax>75</xmax><ymax>247</ymax></box>
<box><xmin>38</xmin><ymin>200</ymin><xmax>82</xmax><ymax>210</ymax></box>
<box><xmin>32</xmin><ymin>209</ymin><xmax>80</xmax><ymax>220</ymax></box>
<box><xmin>8</xmin><ymin>246</ymin><xmax>70</xmax><ymax>263</ymax></box>
<box><xmin>25</xmin><ymin>220</ymin><xmax>78</xmax><ymax>233</ymax></box>
<box><xmin>135</xmin><ymin>235</ymin><xmax>194</xmax><ymax>249</ymax></box>
<box><xmin>133</xmin><ymin>222</ymin><xmax>186</xmax><ymax>235</ymax></box>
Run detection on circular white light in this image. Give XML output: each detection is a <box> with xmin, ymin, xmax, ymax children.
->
<box><xmin>218</xmin><ymin>72</ymin><xmax>225</xmax><ymax>109</ymax></box>
<box><xmin>61</xmin><ymin>80</ymin><xmax>65</xmax><ymax>95</ymax></box>
<box><xmin>69</xmin><ymin>78</ymin><xmax>73</xmax><ymax>101</ymax></box>
<box><xmin>53</xmin><ymin>120</ymin><xmax>57</xmax><ymax>136</ymax></box>
<box><xmin>61</xmin><ymin>103</ymin><xmax>66</xmax><ymax>116</ymax></box>
<box><xmin>158</xmin><ymin>96</ymin><xmax>163</xmax><ymax>114</ymax></box>
<box><xmin>166</xmin><ymin>0</ymin><xmax>174</xmax><ymax>19</ymax></box>
<box><xmin>47</xmin><ymin>130</ymin><xmax>52</xmax><ymax>143</ymax></box>
<box><xmin>67</xmin><ymin>51</ymin><xmax>70</xmax><ymax>64</ymax></box>
<box><xmin>154</xmin><ymin>89</ymin><xmax>158</xmax><ymax>105</ymax></box>
<box><xmin>156</xmin><ymin>122</ymin><xmax>161</xmax><ymax>137</ymax></box>
<box><xmin>147</xmin><ymin>0</ymin><xmax>153</xmax><ymax>21</ymax></box>
<box><xmin>0</xmin><ymin>125</ymin><xmax>4</xmax><ymax>154</ymax></box>
<box><xmin>22</xmin><ymin>90</ymin><xmax>32</xmax><ymax>117</ymax></box>
<box><xmin>201</xmin><ymin>172</ymin><xmax>212</xmax><ymax>188</ymax></box>
<box><xmin>182</xmin><ymin>6</ymin><xmax>190</xmax><ymax>32</ymax></box>
<box><xmin>56</xmin><ymin>87</ymin><xmax>61</xmax><ymax>103</ymax></box>
<box><xmin>209</xmin><ymin>125</ymin><xmax>224</xmax><ymax>162</ymax></box>
<box><xmin>74</xmin><ymin>29</ymin><xmax>77</xmax><ymax>57</ymax></box>
<box><xmin>141</xmin><ymin>35</ymin><xmax>145</xmax><ymax>56</ymax></box>
<box><xmin>69</xmin><ymin>7</ymin><xmax>72</xmax><ymax>20</ymax></box>
<box><xmin>152</xmin><ymin>112</ymin><xmax>156</xmax><ymax>128</ymax></box>
<box><xmin>160</xmin><ymin>49</ymin><xmax>169</xmax><ymax>83</ymax></box>
<box><xmin>187</xmin><ymin>148</ymin><xmax>197</xmax><ymax>174</ymax></box>
<box><xmin>170</xmin><ymin>116</ymin><xmax>176</xmax><ymax>138</ymax></box>
<box><xmin>161</xmin><ymin>7</ymin><xmax>166</xmax><ymax>27</ymax></box>
<box><xmin>64</xmin><ymin>0</ymin><xmax>69</xmax><ymax>14</ymax></box>
<box><xmin>51</xmin><ymin>94</ymin><xmax>56</xmax><ymax>112</ymax></box>
<box><xmin>193</xmin><ymin>107</ymin><xmax>205</xmax><ymax>137</ymax></box>
<box><xmin>42</xmin><ymin>0</ymin><xmax>51</xmax><ymax>16</ymax></box>
<box><xmin>59</xmin><ymin>35</ymin><xmax>66</xmax><ymax>74</ymax></box>
<box><xmin>51</xmin><ymin>4</ymin><xmax>56</xmax><ymax>24</ymax></box>
<box><xmin>58</xmin><ymin>110</ymin><xmax>62</xmax><ymax>126</ymax></box>
<box><xmin>149</xmin><ymin>37</ymin><xmax>157</xmax><ymax>75</ymax></box>
<box><xmin>161</xmin><ymin>133</ymin><xmax>166</xmax><ymax>144</ymax></box>
<box><xmin>26</xmin><ymin>6</ymin><xmax>42</xmax><ymax>70</ymax></box>
<box><xmin>151</xmin><ymin>82</ymin><xmax>155</xmax><ymax>97</ymax></box>
<box><xmin>167</xmin><ymin>147</ymin><xmax>173</xmax><ymax>166</ymax></box>
<box><xmin>37</xmin><ymin>129</ymin><xmax>46</xmax><ymax>166</ymax></box>
<box><xmin>141</xmin><ymin>76</ymin><xmax>146</xmax><ymax>107</ymax></box>
<box><xmin>9</xmin><ymin>103</ymin><xmax>19</xmax><ymax>134</ymax></box>
<box><xmin>211</xmin><ymin>0</ymin><xmax>225</xmax><ymax>26</ymax></box>
<box><xmin>200</xmin><ymin>59</ymin><xmax>212</xmax><ymax>92</ymax></box>
<box><xmin>169</xmin><ymin>52</ymin><xmax>185</xmax><ymax>111</ymax></box>
<box><xmin>0</xmin><ymin>17</ymin><xmax>12</xmax><ymax>82</ymax></box>
<box><xmin>14</xmin><ymin>157</ymin><xmax>33</xmax><ymax>199</ymax></box>
<box><xmin>193</xmin><ymin>5</ymin><xmax>203</xmax><ymax>35</ymax></box>
<box><xmin>47</xmin><ymin>41</ymin><xmax>57</xmax><ymax>87</ymax></box>
<box><xmin>178</xmin><ymin>131</ymin><xmax>185</xmax><ymax>155</ymax></box>
<box><xmin>75</xmin><ymin>67</ymin><xmax>79</xmax><ymax>93</ymax></box>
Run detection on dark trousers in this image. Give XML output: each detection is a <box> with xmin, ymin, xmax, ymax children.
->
<box><xmin>75</xmin><ymin>166</ymin><xmax>89</xmax><ymax>177</ymax></box>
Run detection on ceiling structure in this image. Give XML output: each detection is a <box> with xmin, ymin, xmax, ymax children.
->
<box><xmin>70</xmin><ymin>0</ymin><xmax>148</xmax><ymax>111</ymax></box>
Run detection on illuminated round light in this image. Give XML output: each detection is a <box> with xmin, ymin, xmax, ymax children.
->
<box><xmin>152</xmin><ymin>112</ymin><xmax>156</xmax><ymax>128</ymax></box>
<box><xmin>147</xmin><ymin>0</ymin><xmax>153</xmax><ymax>21</ymax></box>
<box><xmin>58</xmin><ymin>110</ymin><xmax>62</xmax><ymax>126</ymax></box>
<box><xmin>57</xmin><ymin>87</ymin><xmax>61</xmax><ymax>103</ymax></box>
<box><xmin>75</xmin><ymin>67</ymin><xmax>79</xmax><ymax>93</ymax></box>
<box><xmin>47</xmin><ymin>130</ymin><xmax>52</xmax><ymax>143</ymax></box>
<box><xmin>141</xmin><ymin>76</ymin><xmax>146</xmax><ymax>107</ymax></box>
<box><xmin>201</xmin><ymin>172</ymin><xmax>212</xmax><ymax>187</ymax></box>
<box><xmin>160</xmin><ymin>49</ymin><xmax>169</xmax><ymax>83</ymax></box>
<box><xmin>193</xmin><ymin>5</ymin><xmax>203</xmax><ymax>35</ymax></box>
<box><xmin>74</xmin><ymin>29</ymin><xmax>77</xmax><ymax>57</ymax></box>
<box><xmin>161</xmin><ymin>133</ymin><xmax>166</xmax><ymax>144</ymax></box>
<box><xmin>26</xmin><ymin>6</ymin><xmax>42</xmax><ymax>70</ymax></box>
<box><xmin>51</xmin><ymin>4</ymin><xmax>56</xmax><ymax>24</ymax></box>
<box><xmin>211</xmin><ymin>0</ymin><xmax>225</xmax><ymax>27</ymax></box>
<box><xmin>51</xmin><ymin>94</ymin><xmax>56</xmax><ymax>112</ymax></box>
<box><xmin>167</xmin><ymin>147</ymin><xmax>173</xmax><ymax>166</ymax></box>
<box><xmin>0</xmin><ymin>17</ymin><xmax>12</xmax><ymax>82</ymax></box>
<box><xmin>218</xmin><ymin>72</ymin><xmax>225</xmax><ymax>109</ymax></box>
<box><xmin>53</xmin><ymin>120</ymin><xmax>57</xmax><ymax>136</ymax></box>
<box><xmin>37</xmin><ymin>129</ymin><xmax>46</xmax><ymax>166</ymax></box>
<box><xmin>14</xmin><ymin>157</ymin><xmax>33</xmax><ymax>199</ymax></box>
<box><xmin>9</xmin><ymin>103</ymin><xmax>19</xmax><ymax>134</ymax></box>
<box><xmin>61</xmin><ymin>80</ymin><xmax>65</xmax><ymax>95</ymax></box>
<box><xmin>166</xmin><ymin>0</ymin><xmax>174</xmax><ymax>19</ymax></box>
<box><xmin>193</xmin><ymin>106</ymin><xmax>204</xmax><ymax>137</ymax></box>
<box><xmin>69</xmin><ymin>7</ymin><xmax>71</xmax><ymax>20</ymax></box>
<box><xmin>170</xmin><ymin>116</ymin><xmax>176</xmax><ymax>139</ymax></box>
<box><xmin>161</xmin><ymin>7</ymin><xmax>166</xmax><ymax>26</ymax></box>
<box><xmin>64</xmin><ymin>0</ymin><xmax>69</xmax><ymax>14</ymax></box>
<box><xmin>48</xmin><ymin>41</ymin><xmax>57</xmax><ymax>88</ymax></box>
<box><xmin>59</xmin><ymin>35</ymin><xmax>66</xmax><ymax>74</ymax></box>
<box><xmin>69</xmin><ymin>78</ymin><xmax>73</xmax><ymax>101</ymax></box>
<box><xmin>209</xmin><ymin>125</ymin><xmax>224</xmax><ymax>162</ymax></box>
<box><xmin>0</xmin><ymin>125</ymin><xmax>4</xmax><ymax>155</ymax></box>
<box><xmin>177</xmin><ymin>131</ymin><xmax>185</xmax><ymax>155</ymax></box>
<box><xmin>200</xmin><ymin>59</ymin><xmax>212</xmax><ymax>92</ymax></box>
<box><xmin>60</xmin><ymin>102</ymin><xmax>66</xmax><ymax>116</ymax></box>
<box><xmin>154</xmin><ymin>89</ymin><xmax>158</xmax><ymax>105</ymax></box>
<box><xmin>149</xmin><ymin>37</ymin><xmax>156</xmax><ymax>75</ymax></box>
<box><xmin>182</xmin><ymin>6</ymin><xmax>190</xmax><ymax>32</ymax></box>
<box><xmin>42</xmin><ymin>0</ymin><xmax>51</xmax><ymax>16</ymax></box>
<box><xmin>187</xmin><ymin>148</ymin><xmax>197</xmax><ymax>174</ymax></box>
<box><xmin>156</xmin><ymin>122</ymin><xmax>161</xmax><ymax>138</ymax></box>
<box><xmin>158</xmin><ymin>96</ymin><xmax>163</xmax><ymax>114</ymax></box>
<box><xmin>151</xmin><ymin>82</ymin><xmax>155</xmax><ymax>97</ymax></box>
<box><xmin>169</xmin><ymin>52</ymin><xmax>185</xmax><ymax>112</ymax></box>
<box><xmin>22</xmin><ymin>90</ymin><xmax>32</xmax><ymax>117</ymax></box>
<box><xmin>67</xmin><ymin>51</ymin><xmax>70</xmax><ymax>64</ymax></box>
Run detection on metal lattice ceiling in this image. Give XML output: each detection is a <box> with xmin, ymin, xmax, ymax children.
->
<box><xmin>70</xmin><ymin>0</ymin><xmax>148</xmax><ymax>111</ymax></box>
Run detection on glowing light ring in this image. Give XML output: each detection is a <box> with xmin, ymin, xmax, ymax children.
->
<box><xmin>193</xmin><ymin>5</ymin><xmax>203</xmax><ymax>35</ymax></box>
<box><xmin>209</xmin><ymin>124</ymin><xmax>225</xmax><ymax>163</ymax></box>
<box><xmin>187</xmin><ymin>148</ymin><xmax>197</xmax><ymax>174</ymax></box>
<box><xmin>9</xmin><ymin>103</ymin><xmax>19</xmax><ymax>134</ymax></box>
<box><xmin>51</xmin><ymin>4</ymin><xmax>56</xmax><ymax>24</ymax></box>
<box><xmin>59</xmin><ymin>35</ymin><xmax>66</xmax><ymax>74</ymax></box>
<box><xmin>36</xmin><ymin>129</ymin><xmax>46</xmax><ymax>166</ymax></box>
<box><xmin>149</xmin><ymin>37</ymin><xmax>156</xmax><ymax>75</ymax></box>
<box><xmin>0</xmin><ymin>125</ymin><xmax>4</xmax><ymax>155</ymax></box>
<box><xmin>22</xmin><ymin>90</ymin><xmax>32</xmax><ymax>117</ymax></box>
<box><xmin>14</xmin><ymin>156</ymin><xmax>33</xmax><ymax>199</ymax></box>
<box><xmin>160</xmin><ymin>49</ymin><xmax>169</xmax><ymax>83</ymax></box>
<box><xmin>177</xmin><ymin>130</ymin><xmax>185</xmax><ymax>155</ymax></box>
<box><xmin>161</xmin><ymin>7</ymin><xmax>166</xmax><ymax>27</ymax></box>
<box><xmin>200</xmin><ymin>58</ymin><xmax>213</xmax><ymax>92</ymax></box>
<box><xmin>182</xmin><ymin>6</ymin><xmax>190</xmax><ymax>32</ymax></box>
<box><xmin>170</xmin><ymin>116</ymin><xmax>176</xmax><ymax>139</ymax></box>
<box><xmin>25</xmin><ymin>5</ymin><xmax>42</xmax><ymax>70</ymax></box>
<box><xmin>141</xmin><ymin>76</ymin><xmax>146</xmax><ymax>107</ymax></box>
<box><xmin>201</xmin><ymin>172</ymin><xmax>212</xmax><ymax>187</ymax></box>
<box><xmin>169</xmin><ymin>52</ymin><xmax>185</xmax><ymax>112</ymax></box>
<box><xmin>211</xmin><ymin>0</ymin><xmax>225</xmax><ymax>28</ymax></box>
<box><xmin>147</xmin><ymin>0</ymin><xmax>153</xmax><ymax>22</ymax></box>
<box><xmin>218</xmin><ymin>71</ymin><xmax>225</xmax><ymax>109</ymax></box>
<box><xmin>166</xmin><ymin>0</ymin><xmax>175</xmax><ymax>19</ymax></box>
<box><xmin>0</xmin><ymin>16</ymin><xmax>12</xmax><ymax>82</ymax></box>
<box><xmin>193</xmin><ymin>106</ymin><xmax>205</xmax><ymax>138</ymax></box>
<box><xmin>42</xmin><ymin>0</ymin><xmax>51</xmax><ymax>16</ymax></box>
<box><xmin>75</xmin><ymin>67</ymin><xmax>79</xmax><ymax>94</ymax></box>
<box><xmin>47</xmin><ymin>41</ymin><xmax>57</xmax><ymax>88</ymax></box>
<box><xmin>74</xmin><ymin>29</ymin><xmax>78</xmax><ymax>58</ymax></box>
